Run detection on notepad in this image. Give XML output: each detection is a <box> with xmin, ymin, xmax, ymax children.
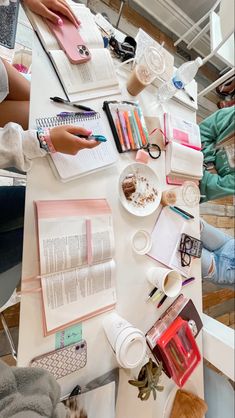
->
<box><xmin>164</xmin><ymin>113</ymin><xmax>201</xmax><ymax>150</ymax></box>
<box><xmin>147</xmin><ymin>206</ymin><xmax>199</xmax><ymax>277</ymax></box>
<box><xmin>36</xmin><ymin>113</ymin><xmax>118</xmax><ymax>182</ymax></box>
<box><xmin>35</xmin><ymin>199</ymin><xmax>116</xmax><ymax>336</ymax></box>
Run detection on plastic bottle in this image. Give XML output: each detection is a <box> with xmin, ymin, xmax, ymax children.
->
<box><xmin>156</xmin><ymin>57</ymin><xmax>203</xmax><ymax>103</ymax></box>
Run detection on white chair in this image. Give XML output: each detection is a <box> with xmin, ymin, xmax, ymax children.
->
<box><xmin>174</xmin><ymin>0</ymin><xmax>234</xmax><ymax>65</ymax></box>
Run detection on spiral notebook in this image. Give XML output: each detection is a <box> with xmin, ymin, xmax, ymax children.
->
<box><xmin>36</xmin><ymin>113</ymin><xmax>118</xmax><ymax>182</ymax></box>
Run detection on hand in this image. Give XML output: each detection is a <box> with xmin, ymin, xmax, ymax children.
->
<box><xmin>50</xmin><ymin>125</ymin><xmax>100</xmax><ymax>155</ymax></box>
<box><xmin>23</xmin><ymin>0</ymin><xmax>79</xmax><ymax>27</ymax></box>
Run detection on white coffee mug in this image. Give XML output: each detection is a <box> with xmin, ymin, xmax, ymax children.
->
<box><xmin>103</xmin><ymin>313</ymin><xmax>147</xmax><ymax>369</ymax></box>
<box><xmin>147</xmin><ymin>267</ymin><xmax>182</xmax><ymax>297</ymax></box>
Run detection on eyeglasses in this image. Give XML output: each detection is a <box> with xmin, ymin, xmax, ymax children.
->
<box><xmin>179</xmin><ymin>235</ymin><xmax>193</xmax><ymax>267</ymax></box>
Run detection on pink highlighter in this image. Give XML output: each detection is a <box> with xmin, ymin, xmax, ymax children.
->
<box><xmin>45</xmin><ymin>14</ymin><xmax>91</xmax><ymax>64</ymax></box>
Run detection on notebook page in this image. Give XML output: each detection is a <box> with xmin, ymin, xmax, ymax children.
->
<box><xmin>147</xmin><ymin>207</ymin><xmax>185</xmax><ymax>268</ymax></box>
<box><xmin>50</xmin><ymin>115</ymin><xmax>118</xmax><ymax>181</ymax></box>
<box><xmin>70</xmin><ymin>6</ymin><xmax>103</xmax><ymax>48</ymax></box>
<box><xmin>164</xmin><ymin>113</ymin><xmax>201</xmax><ymax>149</ymax></box>
<box><xmin>49</xmin><ymin>49</ymin><xmax>118</xmax><ymax>94</ymax></box>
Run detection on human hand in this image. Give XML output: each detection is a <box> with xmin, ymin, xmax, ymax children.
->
<box><xmin>50</xmin><ymin>125</ymin><xmax>100</xmax><ymax>155</ymax></box>
<box><xmin>23</xmin><ymin>0</ymin><xmax>79</xmax><ymax>27</ymax></box>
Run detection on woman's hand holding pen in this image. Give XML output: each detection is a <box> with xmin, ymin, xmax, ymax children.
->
<box><xmin>23</xmin><ymin>0</ymin><xmax>79</xmax><ymax>27</ymax></box>
<box><xmin>50</xmin><ymin>125</ymin><xmax>100</xmax><ymax>155</ymax></box>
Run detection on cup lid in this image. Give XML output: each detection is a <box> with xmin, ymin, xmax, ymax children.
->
<box><xmin>144</xmin><ymin>46</ymin><xmax>165</xmax><ymax>75</ymax></box>
<box><xmin>116</xmin><ymin>330</ymin><xmax>147</xmax><ymax>368</ymax></box>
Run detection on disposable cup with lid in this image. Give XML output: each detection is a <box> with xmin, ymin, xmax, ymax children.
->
<box><xmin>116</xmin><ymin>328</ymin><xmax>147</xmax><ymax>369</ymax></box>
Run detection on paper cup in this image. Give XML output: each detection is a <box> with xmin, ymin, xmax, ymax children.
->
<box><xmin>147</xmin><ymin>267</ymin><xmax>182</xmax><ymax>297</ymax></box>
<box><xmin>103</xmin><ymin>313</ymin><xmax>147</xmax><ymax>369</ymax></box>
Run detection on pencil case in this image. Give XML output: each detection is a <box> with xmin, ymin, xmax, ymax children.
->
<box><xmin>103</xmin><ymin>100</ymin><xmax>149</xmax><ymax>153</ymax></box>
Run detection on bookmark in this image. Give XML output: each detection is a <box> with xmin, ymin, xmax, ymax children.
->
<box><xmin>86</xmin><ymin>219</ymin><xmax>92</xmax><ymax>266</ymax></box>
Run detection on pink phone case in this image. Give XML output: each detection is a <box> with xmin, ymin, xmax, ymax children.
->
<box><xmin>30</xmin><ymin>340</ymin><xmax>87</xmax><ymax>380</ymax></box>
<box><xmin>45</xmin><ymin>14</ymin><xmax>91</xmax><ymax>64</ymax></box>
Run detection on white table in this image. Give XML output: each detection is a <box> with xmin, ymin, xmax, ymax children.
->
<box><xmin>18</xmin><ymin>34</ymin><xmax>204</xmax><ymax>417</ymax></box>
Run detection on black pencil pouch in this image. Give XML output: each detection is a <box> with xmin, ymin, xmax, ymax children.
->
<box><xmin>103</xmin><ymin>100</ymin><xmax>149</xmax><ymax>153</ymax></box>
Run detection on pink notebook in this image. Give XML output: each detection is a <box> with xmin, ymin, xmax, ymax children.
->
<box><xmin>34</xmin><ymin>199</ymin><xmax>116</xmax><ymax>336</ymax></box>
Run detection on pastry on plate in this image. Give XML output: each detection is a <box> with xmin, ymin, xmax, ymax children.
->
<box><xmin>169</xmin><ymin>389</ymin><xmax>208</xmax><ymax>418</ymax></box>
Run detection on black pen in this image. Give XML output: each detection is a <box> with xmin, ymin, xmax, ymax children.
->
<box><xmin>183</xmin><ymin>87</ymin><xmax>195</xmax><ymax>102</ymax></box>
<box><xmin>146</xmin><ymin>286</ymin><xmax>158</xmax><ymax>301</ymax></box>
<box><xmin>173</xmin><ymin>206</ymin><xmax>194</xmax><ymax>219</ymax></box>
<box><xmin>50</xmin><ymin>96</ymin><xmax>95</xmax><ymax>112</ymax></box>
<box><xmin>157</xmin><ymin>294</ymin><xmax>168</xmax><ymax>308</ymax></box>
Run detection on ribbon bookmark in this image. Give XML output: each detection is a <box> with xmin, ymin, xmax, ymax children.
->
<box><xmin>86</xmin><ymin>218</ymin><xmax>92</xmax><ymax>266</ymax></box>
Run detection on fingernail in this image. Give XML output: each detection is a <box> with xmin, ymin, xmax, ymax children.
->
<box><xmin>87</xmin><ymin>130</ymin><xmax>92</xmax><ymax>135</ymax></box>
<box><xmin>57</xmin><ymin>18</ymin><xmax>63</xmax><ymax>26</ymax></box>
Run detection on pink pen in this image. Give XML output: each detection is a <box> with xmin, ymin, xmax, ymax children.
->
<box><xmin>117</xmin><ymin>109</ymin><xmax>131</xmax><ymax>150</ymax></box>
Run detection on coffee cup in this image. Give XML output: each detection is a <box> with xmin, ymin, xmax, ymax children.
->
<box><xmin>127</xmin><ymin>46</ymin><xmax>165</xmax><ymax>96</ymax></box>
<box><xmin>147</xmin><ymin>267</ymin><xmax>182</xmax><ymax>297</ymax></box>
<box><xmin>103</xmin><ymin>313</ymin><xmax>147</xmax><ymax>368</ymax></box>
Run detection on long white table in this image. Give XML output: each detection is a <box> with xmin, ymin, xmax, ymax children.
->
<box><xmin>18</xmin><ymin>34</ymin><xmax>204</xmax><ymax>417</ymax></box>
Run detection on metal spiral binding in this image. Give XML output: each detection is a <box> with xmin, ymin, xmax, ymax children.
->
<box><xmin>36</xmin><ymin>112</ymin><xmax>100</xmax><ymax>128</ymax></box>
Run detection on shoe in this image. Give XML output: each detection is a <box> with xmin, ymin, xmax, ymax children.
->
<box><xmin>217</xmin><ymin>99</ymin><xmax>235</xmax><ymax>109</ymax></box>
<box><xmin>216</xmin><ymin>77</ymin><xmax>235</xmax><ymax>97</ymax></box>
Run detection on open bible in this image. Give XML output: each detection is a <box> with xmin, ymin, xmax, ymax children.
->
<box><xmin>35</xmin><ymin>199</ymin><xmax>116</xmax><ymax>336</ymax></box>
<box><xmin>25</xmin><ymin>2</ymin><xmax>120</xmax><ymax>101</ymax></box>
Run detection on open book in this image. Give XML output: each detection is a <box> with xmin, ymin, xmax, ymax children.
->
<box><xmin>147</xmin><ymin>206</ymin><xmax>199</xmax><ymax>277</ymax></box>
<box><xmin>35</xmin><ymin>199</ymin><xmax>116</xmax><ymax>336</ymax></box>
<box><xmin>163</xmin><ymin>113</ymin><xmax>201</xmax><ymax>150</ymax></box>
<box><xmin>25</xmin><ymin>2</ymin><xmax>120</xmax><ymax>101</ymax></box>
<box><xmin>165</xmin><ymin>141</ymin><xmax>203</xmax><ymax>185</ymax></box>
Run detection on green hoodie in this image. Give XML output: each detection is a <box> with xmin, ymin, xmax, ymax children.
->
<box><xmin>200</xmin><ymin>106</ymin><xmax>235</xmax><ymax>202</ymax></box>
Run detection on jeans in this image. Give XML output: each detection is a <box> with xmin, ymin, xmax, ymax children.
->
<box><xmin>0</xmin><ymin>186</ymin><xmax>25</xmax><ymax>274</ymax></box>
<box><xmin>201</xmin><ymin>220</ymin><xmax>235</xmax><ymax>286</ymax></box>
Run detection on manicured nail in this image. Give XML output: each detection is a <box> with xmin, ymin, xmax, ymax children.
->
<box><xmin>57</xmin><ymin>18</ymin><xmax>63</xmax><ymax>26</ymax></box>
<box><xmin>87</xmin><ymin>130</ymin><xmax>92</xmax><ymax>135</ymax></box>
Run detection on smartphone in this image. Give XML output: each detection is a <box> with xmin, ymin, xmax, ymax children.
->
<box><xmin>30</xmin><ymin>340</ymin><xmax>87</xmax><ymax>380</ymax></box>
<box><xmin>45</xmin><ymin>14</ymin><xmax>91</xmax><ymax>64</ymax></box>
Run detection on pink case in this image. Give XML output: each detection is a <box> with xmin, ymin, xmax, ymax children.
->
<box><xmin>45</xmin><ymin>14</ymin><xmax>91</xmax><ymax>64</ymax></box>
<box><xmin>30</xmin><ymin>340</ymin><xmax>87</xmax><ymax>380</ymax></box>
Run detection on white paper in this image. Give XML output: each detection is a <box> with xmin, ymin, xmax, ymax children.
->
<box><xmin>38</xmin><ymin>214</ymin><xmax>115</xmax><ymax>275</ymax></box>
<box><xmin>166</xmin><ymin>142</ymin><xmax>203</xmax><ymax>179</ymax></box>
<box><xmin>49</xmin><ymin>48</ymin><xmax>118</xmax><ymax>94</ymax></box>
<box><xmin>41</xmin><ymin>260</ymin><xmax>116</xmax><ymax>331</ymax></box>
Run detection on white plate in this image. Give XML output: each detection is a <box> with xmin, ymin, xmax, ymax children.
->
<box><xmin>119</xmin><ymin>163</ymin><xmax>161</xmax><ymax>217</ymax></box>
<box><xmin>163</xmin><ymin>379</ymin><xmax>198</xmax><ymax>418</ymax></box>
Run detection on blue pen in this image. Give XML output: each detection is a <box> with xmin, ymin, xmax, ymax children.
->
<box><xmin>169</xmin><ymin>206</ymin><xmax>190</xmax><ymax>220</ymax></box>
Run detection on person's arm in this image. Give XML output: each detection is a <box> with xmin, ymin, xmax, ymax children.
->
<box><xmin>200</xmin><ymin>170</ymin><xmax>234</xmax><ymax>202</ymax></box>
<box><xmin>22</xmin><ymin>0</ymin><xmax>80</xmax><ymax>26</ymax></box>
<box><xmin>200</xmin><ymin>107</ymin><xmax>235</xmax><ymax>164</ymax></box>
<box><xmin>0</xmin><ymin>122</ymin><xmax>99</xmax><ymax>172</ymax></box>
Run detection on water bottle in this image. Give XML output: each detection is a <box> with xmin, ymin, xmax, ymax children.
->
<box><xmin>156</xmin><ymin>57</ymin><xmax>203</xmax><ymax>103</ymax></box>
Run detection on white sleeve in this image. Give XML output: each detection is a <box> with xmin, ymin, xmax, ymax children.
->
<box><xmin>0</xmin><ymin>122</ymin><xmax>46</xmax><ymax>172</ymax></box>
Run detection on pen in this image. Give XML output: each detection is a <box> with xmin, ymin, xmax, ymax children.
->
<box><xmin>157</xmin><ymin>294</ymin><xmax>168</xmax><ymax>308</ymax></box>
<box><xmin>57</xmin><ymin>111</ymin><xmax>96</xmax><ymax>117</ymax></box>
<box><xmin>147</xmin><ymin>286</ymin><xmax>158</xmax><ymax>301</ymax></box>
<box><xmin>182</xmin><ymin>87</ymin><xmax>195</xmax><ymax>102</ymax></box>
<box><xmin>169</xmin><ymin>206</ymin><xmax>191</xmax><ymax>220</ymax></box>
<box><xmin>50</xmin><ymin>96</ymin><xmax>96</xmax><ymax>112</ymax></box>
<box><xmin>77</xmin><ymin>134</ymin><xmax>107</xmax><ymax>142</ymax></box>
<box><xmin>152</xmin><ymin>291</ymin><xmax>164</xmax><ymax>303</ymax></box>
<box><xmin>173</xmin><ymin>206</ymin><xmax>194</xmax><ymax>219</ymax></box>
<box><xmin>182</xmin><ymin>277</ymin><xmax>195</xmax><ymax>286</ymax></box>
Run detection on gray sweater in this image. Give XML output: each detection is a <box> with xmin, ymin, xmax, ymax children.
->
<box><xmin>0</xmin><ymin>360</ymin><xmax>66</xmax><ymax>418</ymax></box>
